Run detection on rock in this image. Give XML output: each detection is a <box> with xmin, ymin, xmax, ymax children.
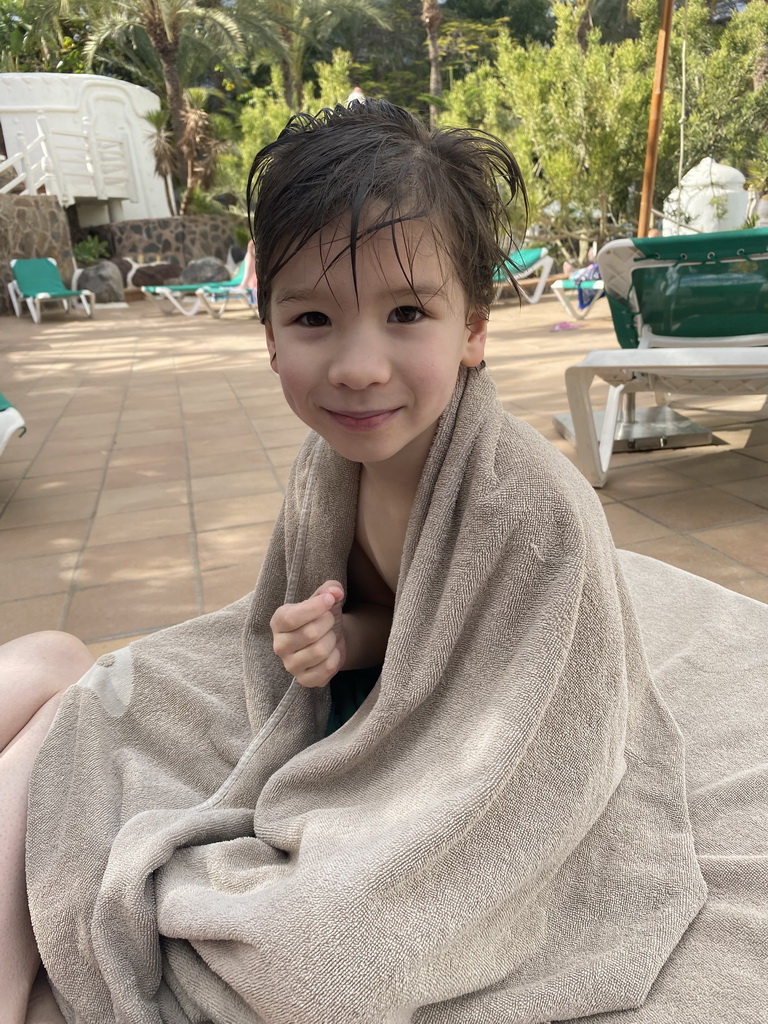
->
<box><xmin>109</xmin><ymin>258</ymin><xmax>134</xmax><ymax>285</ymax></box>
<box><xmin>76</xmin><ymin>260</ymin><xmax>125</xmax><ymax>303</ymax></box>
<box><xmin>129</xmin><ymin>262</ymin><xmax>181</xmax><ymax>288</ymax></box>
<box><xmin>180</xmin><ymin>256</ymin><xmax>229</xmax><ymax>285</ymax></box>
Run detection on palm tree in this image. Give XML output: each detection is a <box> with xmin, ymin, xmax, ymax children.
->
<box><xmin>421</xmin><ymin>0</ymin><xmax>442</xmax><ymax>127</ymax></box>
<box><xmin>29</xmin><ymin>0</ymin><xmax>258</xmax><ymax>174</ymax></box>
<box><xmin>143</xmin><ymin>108</ymin><xmax>177</xmax><ymax>213</ymax></box>
<box><xmin>81</xmin><ymin>0</ymin><xmax>241</xmax><ymax>162</ymax></box>
<box><xmin>242</xmin><ymin>0</ymin><xmax>389</xmax><ymax>109</ymax></box>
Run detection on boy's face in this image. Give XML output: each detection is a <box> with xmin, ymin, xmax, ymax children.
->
<box><xmin>264</xmin><ymin>219</ymin><xmax>487</xmax><ymax>477</ymax></box>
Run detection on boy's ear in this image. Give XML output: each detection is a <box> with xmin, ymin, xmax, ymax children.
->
<box><xmin>264</xmin><ymin>321</ymin><xmax>279</xmax><ymax>373</ymax></box>
<box><xmin>461</xmin><ymin>314</ymin><xmax>488</xmax><ymax>367</ymax></box>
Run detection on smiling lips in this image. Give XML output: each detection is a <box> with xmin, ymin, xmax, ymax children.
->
<box><xmin>325</xmin><ymin>408</ymin><xmax>400</xmax><ymax>431</ymax></box>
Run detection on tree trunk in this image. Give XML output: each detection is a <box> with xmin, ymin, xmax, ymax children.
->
<box><xmin>421</xmin><ymin>0</ymin><xmax>442</xmax><ymax>128</ymax></box>
<box><xmin>148</xmin><ymin>29</ymin><xmax>186</xmax><ymax>185</ymax></box>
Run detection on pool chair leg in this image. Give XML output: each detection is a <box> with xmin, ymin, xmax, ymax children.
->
<box><xmin>158</xmin><ymin>289</ymin><xmax>202</xmax><ymax>317</ymax></box>
<box><xmin>519</xmin><ymin>257</ymin><xmax>555</xmax><ymax>304</ymax></box>
<box><xmin>75</xmin><ymin>291</ymin><xmax>95</xmax><ymax>319</ymax></box>
<box><xmin>7</xmin><ymin>282</ymin><xmax>22</xmax><ymax>318</ymax></box>
<box><xmin>564</xmin><ymin>365</ymin><xmax>612</xmax><ymax>487</ymax></box>
<box><xmin>27</xmin><ymin>297</ymin><xmax>42</xmax><ymax>324</ymax></box>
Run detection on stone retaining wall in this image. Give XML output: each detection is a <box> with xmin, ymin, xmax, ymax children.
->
<box><xmin>0</xmin><ymin>195</ymin><xmax>75</xmax><ymax>316</ymax></box>
<box><xmin>88</xmin><ymin>214</ymin><xmax>246</xmax><ymax>266</ymax></box>
<box><xmin>1</xmin><ymin>200</ymin><xmax>247</xmax><ymax>316</ymax></box>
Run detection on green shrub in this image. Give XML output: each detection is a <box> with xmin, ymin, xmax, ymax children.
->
<box><xmin>73</xmin><ymin>235</ymin><xmax>110</xmax><ymax>265</ymax></box>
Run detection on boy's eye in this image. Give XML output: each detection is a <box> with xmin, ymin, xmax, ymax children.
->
<box><xmin>388</xmin><ymin>305</ymin><xmax>425</xmax><ymax>324</ymax></box>
<box><xmin>297</xmin><ymin>311</ymin><xmax>330</xmax><ymax>327</ymax></box>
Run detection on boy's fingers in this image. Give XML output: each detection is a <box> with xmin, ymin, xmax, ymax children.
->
<box><xmin>313</xmin><ymin>580</ymin><xmax>345</xmax><ymax>605</ymax></box>
<box><xmin>294</xmin><ymin>647</ymin><xmax>344</xmax><ymax>689</ymax></box>
<box><xmin>272</xmin><ymin>611</ymin><xmax>336</xmax><ymax>659</ymax></box>
<box><xmin>270</xmin><ymin>592</ymin><xmax>336</xmax><ymax>633</ymax></box>
<box><xmin>282</xmin><ymin>631</ymin><xmax>338</xmax><ymax>677</ymax></box>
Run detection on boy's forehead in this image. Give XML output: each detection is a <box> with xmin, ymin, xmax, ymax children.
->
<box><xmin>276</xmin><ymin>216</ymin><xmax>450</xmax><ymax>287</ymax></box>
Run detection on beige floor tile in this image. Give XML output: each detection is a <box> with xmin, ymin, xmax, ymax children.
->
<box><xmin>743</xmin><ymin>443</ymin><xmax>768</xmax><ymax>462</ymax></box>
<box><xmin>625</xmin><ymin>487</ymin><xmax>764</xmax><ymax>533</ymax></box>
<box><xmin>601</xmin><ymin>466</ymin><xmax>701</xmax><ymax>501</ymax></box>
<box><xmin>53</xmin><ymin>413</ymin><xmax>120</xmax><ymax>439</ymax></box>
<box><xmin>112</xmin><ymin>427</ymin><xmax>185</xmax><ymax>448</ymax></box>
<box><xmin>602</xmin><ymin>503</ymin><xmax>672</xmax><ymax>546</ymax></box>
<box><xmin>77</xmin><ymin>534</ymin><xmax>195</xmax><ymax>587</ymax></box>
<box><xmin>107</xmin><ymin>441</ymin><xmax>186</xmax><ymax>465</ymax></box>
<box><xmin>26</xmin><ymin>448</ymin><xmax>110</xmax><ymax>478</ymax></box>
<box><xmin>103</xmin><ymin>458</ymin><xmax>188</xmax><ymax>489</ymax></box>
<box><xmin>191</xmin><ymin>468</ymin><xmax>282</xmax><ymax>503</ymax></box>
<box><xmin>14</xmin><ymin>469</ymin><xmax>105</xmax><ymax>501</ymax></box>
<box><xmin>201</xmin><ymin>564</ymin><xmax>261</xmax><ymax>614</ymax></box>
<box><xmin>188</xmin><ymin>449</ymin><xmax>271</xmax><ymax>478</ymax></box>
<box><xmin>194</xmin><ymin>491</ymin><xmax>284</xmax><ymax>533</ymax></box>
<box><xmin>0</xmin><ymin>479</ymin><xmax>18</xmax><ymax>505</ymax></box>
<box><xmin>0</xmin><ymin>519</ymin><xmax>90</xmax><ymax>559</ymax></box>
<box><xmin>85</xmin><ymin>633</ymin><xmax>150</xmax><ymax>660</ymax></box>
<box><xmin>258</xmin><ymin>426</ymin><xmax>310</xmax><ymax>449</ymax></box>
<box><xmin>185</xmin><ymin>434</ymin><xmax>264</xmax><ymax>458</ymax></box>
<box><xmin>96</xmin><ymin>480</ymin><xmax>188</xmax><ymax>517</ymax></box>
<box><xmin>0</xmin><ymin>593</ymin><xmax>67</xmax><ymax>644</ymax></box>
<box><xmin>87</xmin><ymin>505</ymin><xmax>192</xmax><ymax>546</ymax></box>
<box><xmin>691</xmin><ymin>520</ymin><xmax>768</xmax><ymax>575</ymax></box>
<box><xmin>0</xmin><ymin>490</ymin><xmax>99</xmax><ymax>530</ymax></box>
<box><xmin>184</xmin><ymin>416</ymin><xmax>254</xmax><ymax>442</ymax></box>
<box><xmin>118</xmin><ymin>410</ymin><xmax>182</xmax><ymax>431</ymax></box>
<box><xmin>719</xmin><ymin>476</ymin><xmax>768</xmax><ymax>511</ymax></box>
<box><xmin>3</xmin><ymin>550</ymin><xmax>79</xmax><ymax>600</ymax></box>
<box><xmin>620</xmin><ymin>534</ymin><xmax>759</xmax><ymax>586</ymax></box>
<box><xmin>64</xmin><ymin>574</ymin><xmax>199</xmax><ymax>643</ymax></box>
<box><xmin>0</xmin><ymin>454</ymin><xmax>29</xmax><ymax>478</ymax></box>
<box><xmin>673</xmin><ymin>450</ymin><xmax>768</xmax><ymax>485</ymax></box>
<box><xmin>742</xmin><ymin>423</ymin><xmax>768</xmax><ymax>445</ymax></box>
<box><xmin>249</xmin><ymin>412</ymin><xmax>304</xmax><ymax>433</ymax></box>
<box><xmin>197</xmin><ymin>521</ymin><xmax>275</xmax><ymax>572</ymax></box>
<box><xmin>726</xmin><ymin>576</ymin><xmax>768</xmax><ymax>604</ymax></box>
<box><xmin>268</xmin><ymin>443</ymin><xmax>304</xmax><ymax>468</ymax></box>
<box><xmin>33</xmin><ymin>434</ymin><xmax>114</xmax><ymax>456</ymax></box>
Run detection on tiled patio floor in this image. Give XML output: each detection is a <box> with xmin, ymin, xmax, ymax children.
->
<box><xmin>1</xmin><ymin>292</ymin><xmax>767</xmax><ymax>657</ymax></box>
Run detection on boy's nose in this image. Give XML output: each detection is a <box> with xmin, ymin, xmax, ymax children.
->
<box><xmin>327</xmin><ymin>336</ymin><xmax>392</xmax><ymax>390</ymax></box>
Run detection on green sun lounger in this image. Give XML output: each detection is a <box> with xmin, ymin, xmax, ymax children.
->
<box><xmin>141</xmin><ymin>262</ymin><xmax>246</xmax><ymax>317</ymax></box>
<box><xmin>557</xmin><ymin>228</ymin><xmax>768</xmax><ymax>486</ymax></box>
<box><xmin>8</xmin><ymin>258</ymin><xmax>95</xmax><ymax>324</ymax></box>
<box><xmin>0</xmin><ymin>392</ymin><xmax>26</xmax><ymax>459</ymax></box>
<box><xmin>493</xmin><ymin>246</ymin><xmax>554</xmax><ymax>303</ymax></box>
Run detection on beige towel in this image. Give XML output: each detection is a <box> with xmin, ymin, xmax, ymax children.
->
<box><xmin>27</xmin><ymin>366</ymin><xmax>706</xmax><ymax>1023</ymax></box>
<box><xmin>570</xmin><ymin>552</ymin><xmax>768</xmax><ymax>1024</ymax></box>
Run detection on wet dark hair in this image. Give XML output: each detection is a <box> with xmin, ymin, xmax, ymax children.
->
<box><xmin>246</xmin><ymin>100</ymin><xmax>527</xmax><ymax>322</ymax></box>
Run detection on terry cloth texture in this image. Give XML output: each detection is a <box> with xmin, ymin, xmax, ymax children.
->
<box><xmin>27</xmin><ymin>366</ymin><xmax>710</xmax><ymax>1023</ymax></box>
<box><xmin>576</xmin><ymin>551</ymin><xmax>768</xmax><ymax>1023</ymax></box>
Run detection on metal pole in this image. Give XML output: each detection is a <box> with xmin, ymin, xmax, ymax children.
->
<box><xmin>637</xmin><ymin>0</ymin><xmax>675</xmax><ymax>237</ymax></box>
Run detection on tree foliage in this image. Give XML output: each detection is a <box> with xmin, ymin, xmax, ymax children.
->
<box><xmin>440</xmin><ymin>0</ymin><xmax>768</xmax><ymax>258</ymax></box>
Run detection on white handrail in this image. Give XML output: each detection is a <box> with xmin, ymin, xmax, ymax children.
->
<box><xmin>0</xmin><ymin>111</ymin><xmax>135</xmax><ymax>207</ymax></box>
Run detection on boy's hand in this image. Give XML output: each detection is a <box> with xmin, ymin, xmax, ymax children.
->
<box><xmin>270</xmin><ymin>581</ymin><xmax>346</xmax><ymax>688</ymax></box>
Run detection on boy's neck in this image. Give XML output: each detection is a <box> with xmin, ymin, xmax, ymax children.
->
<box><xmin>359</xmin><ymin>423</ymin><xmax>436</xmax><ymax>509</ymax></box>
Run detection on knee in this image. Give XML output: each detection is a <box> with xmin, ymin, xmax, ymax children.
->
<box><xmin>1</xmin><ymin>631</ymin><xmax>94</xmax><ymax>696</ymax></box>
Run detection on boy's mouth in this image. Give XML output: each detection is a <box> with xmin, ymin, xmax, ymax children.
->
<box><xmin>325</xmin><ymin>408</ymin><xmax>400</xmax><ymax>431</ymax></box>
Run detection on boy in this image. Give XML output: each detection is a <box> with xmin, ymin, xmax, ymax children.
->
<box><xmin>5</xmin><ymin>102</ymin><xmax>705</xmax><ymax>1022</ymax></box>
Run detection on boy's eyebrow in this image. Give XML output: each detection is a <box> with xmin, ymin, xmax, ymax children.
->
<box><xmin>274</xmin><ymin>282</ymin><xmax>447</xmax><ymax>305</ymax></box>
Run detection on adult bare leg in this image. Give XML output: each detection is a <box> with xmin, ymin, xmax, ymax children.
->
<box><xmin>0</xmin><ymin>632</ymin><xmax>94</xmax><ymax>1024</ymax></box>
